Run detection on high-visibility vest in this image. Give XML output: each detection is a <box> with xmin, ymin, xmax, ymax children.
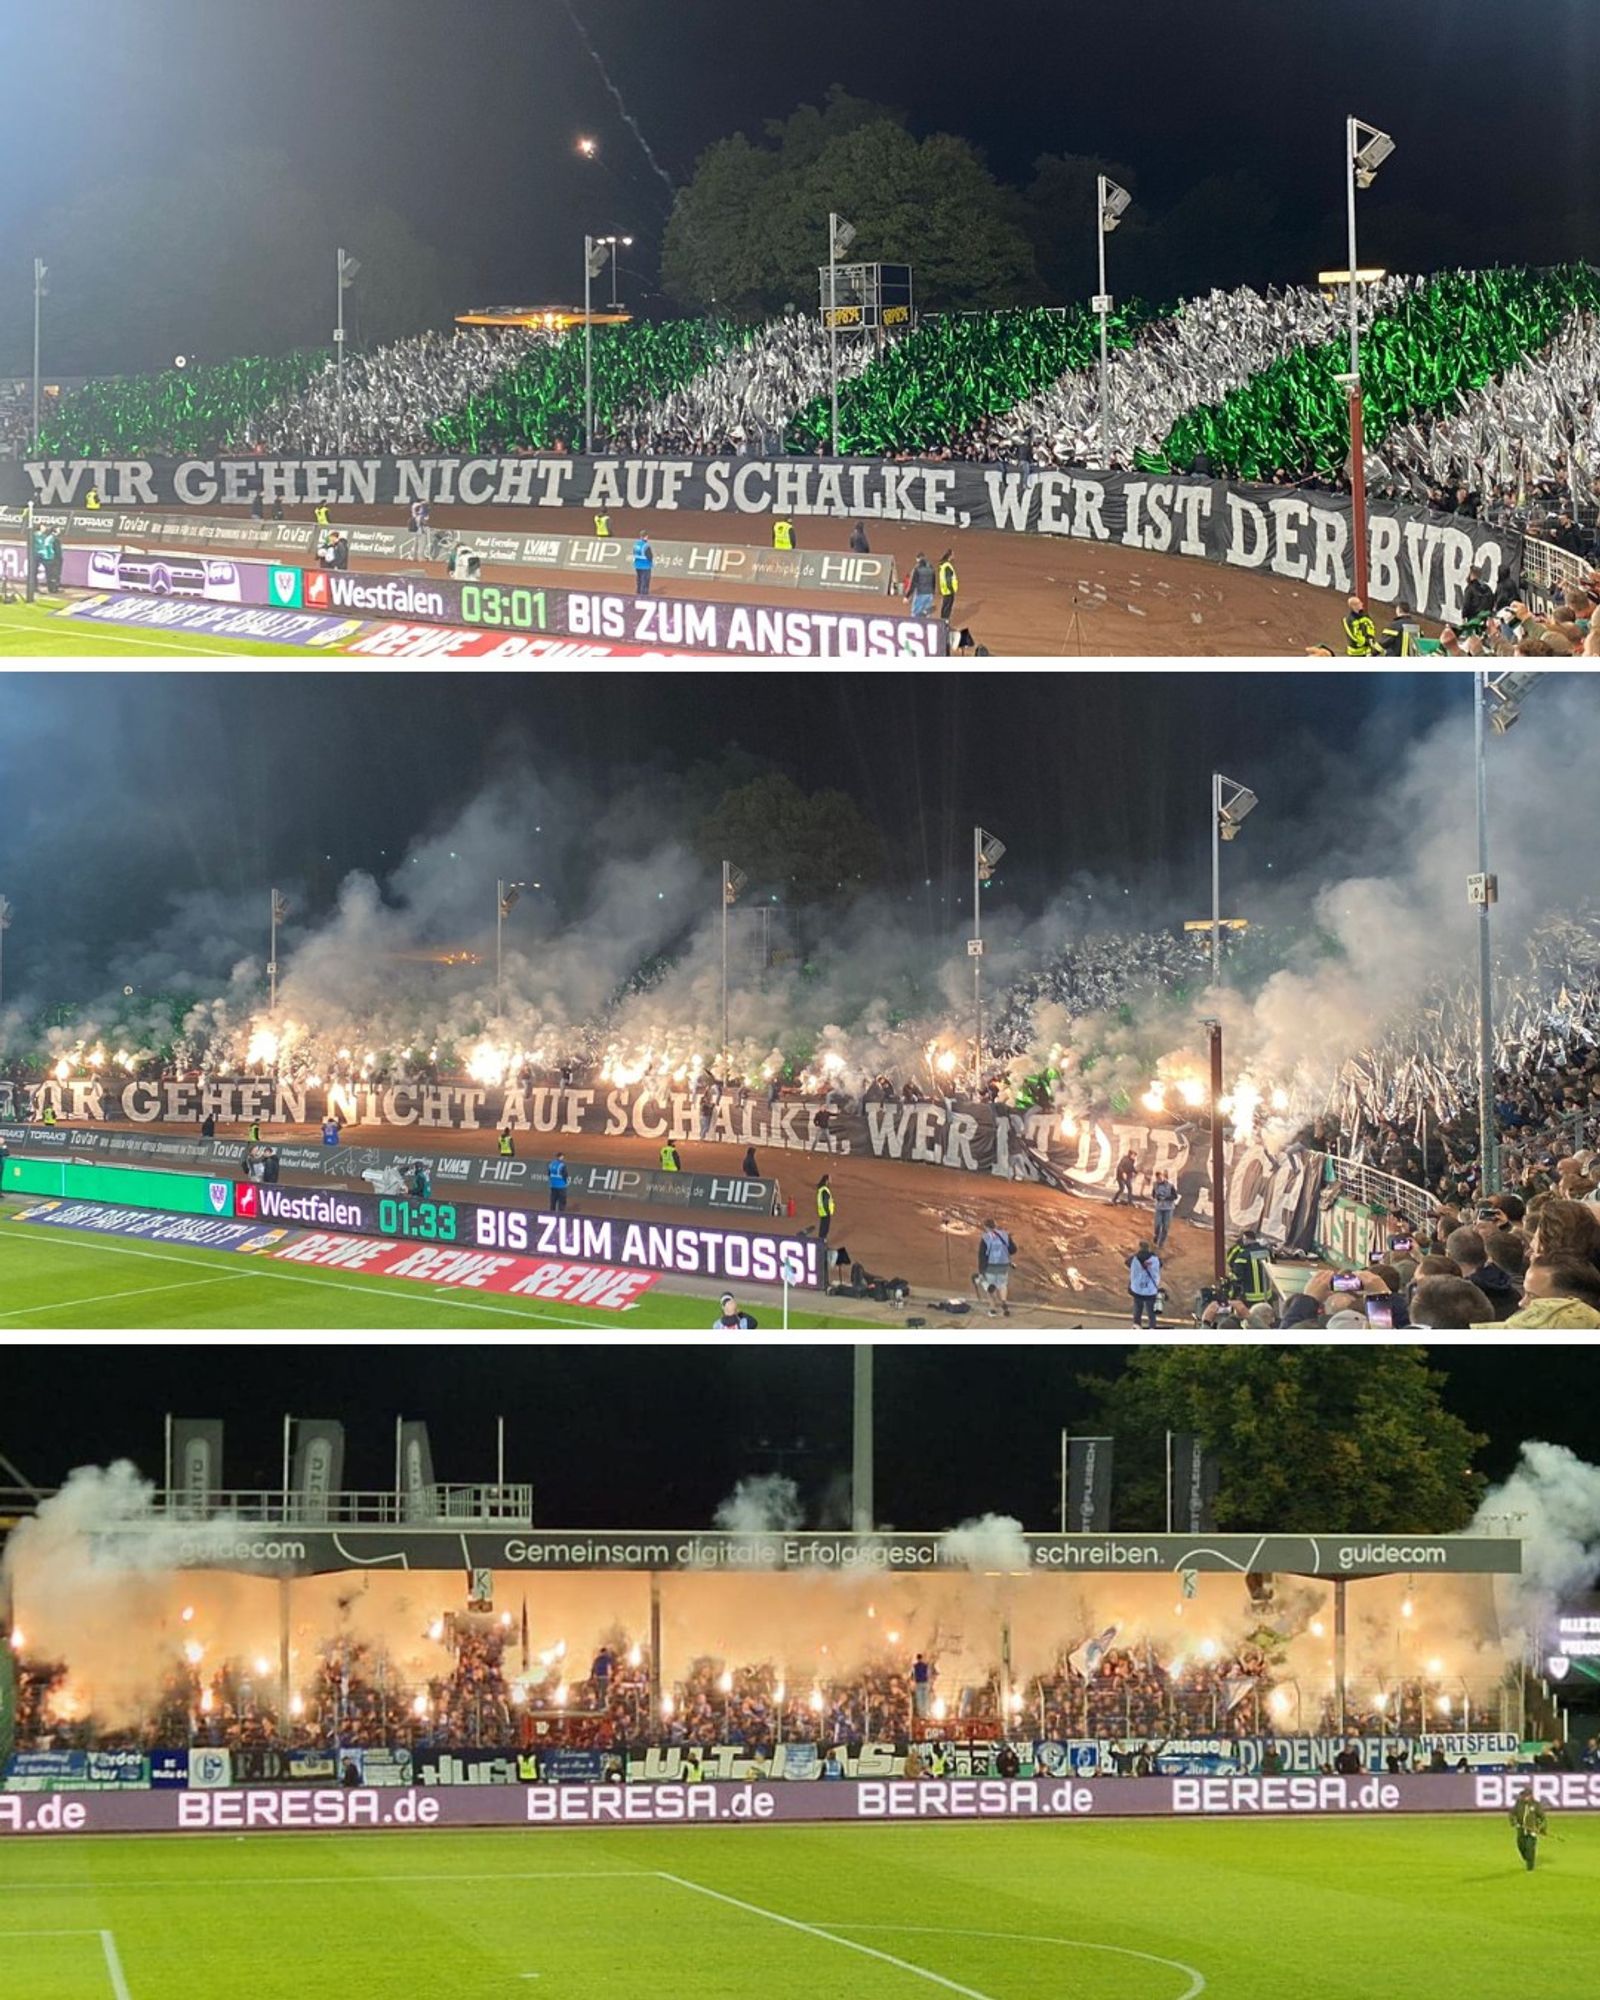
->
<box><xmin>248</xmin><ymin>1122</ymin><xmax>262</xmax><ymax>1142</ymax></box>
<box><xmin>85</xmin><ymin>489</ymin><xmax>101</xmax><ymax>509</ymax></box>
<box><xmin>1343</xmin><ymin>611</ymin><xmax>1378</xmax><ymax>656</ymax></box>
<box><xmin>314</xmin><ymin>504</ymin><xmax>331</xmax><ymax>527</ymax></box>
<box><xmin>1226</xmin><ymin>1242</ymin><xmax>1272</xmax><ymax>1303</ymax></box>
<box><xmin>773</xmin><ymin>520</ymin><xmax>794</xmax><ymax>550</ymax></box>
<box><xmin>817</xmin><ymin>1185</ymin><xmax>835</xmax><ymax>1220</ymax></box>
<box><xmin>498</xmin><ymin>1132</ymin><xmax>514</xmax><ymax>1156</ymax></box>
<box><xmin>633</xmin><ymin>539</ymin><xmax>651</xmax><ymax>567</ymax></box>
<box><xmin>41</xmin><ymin>1106</ymin><xmax>58</xmax><ymax>1125</ymax></box>
<box><xmin>660</xmin><ymin>1144</ymin><xmax>678</xmax><ymax>1171</ymax></box>
<box><xmin>594</xmin><ymin>513</ymin><xmax>611</xmax><ymax>537</ymax></box>
<box><xmin>938</xmin><ymin>561</ymin><xmax>957</xmax><ymax>596</ymax></box>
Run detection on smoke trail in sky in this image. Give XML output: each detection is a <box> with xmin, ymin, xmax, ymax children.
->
<box><xmin>560</xmin><ymin>0</ymin><xmax>679</xmax><ymax>205</ymax></box>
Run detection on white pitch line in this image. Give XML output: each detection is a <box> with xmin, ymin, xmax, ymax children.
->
<box><xmin>656</xmin><ymin>1875</ymin><xmax>999</xmax><ymax>1999</ymax></box>
<box><xmin>0</xmin><ymin>1871</ymin><xmax>657</xmax><ymax>1892</ymax></box>
<box><xmin>99</xmin><ymin>1930</ymin><xmax>132</xmax><ymax>2000</ymax></box>
<box><xmin>0</xmin><ymin>1221</ymin><xmax>608</xmax><ymax>1329</ymax></box>
<box><xmin>0</xmin><ymin>1273</ymin><xmax>243</xmax><ymax>1321</ymax></box>
<box><xmin>826</xmin><ymin>1925</ymin><xmax>1206</xmax><ymax>1998</ymax></box>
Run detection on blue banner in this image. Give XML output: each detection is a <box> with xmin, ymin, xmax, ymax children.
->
<box><xmin>11</xmin><ymin>1200</ymin><xmax>292</xmax><ymax>1252</ymax></box>
<box><xmin>5</xmin><ymin>1750</ymin><xmax>87</xmax><ymax>1787</ymax></box>
<box><xmin>58</xmin><ymin>592</ymin><xmax>364</xmax><ymax>647</ymax></box>
<box><xmin>535</xmin><ymin>1749</ymin><xmax>606</xmax><ymax>1784</ymax></box>
<box><xmin>150</xmin><ymin>1750</ymin><xmax>189</xmax><ymax>1789</ymax></box>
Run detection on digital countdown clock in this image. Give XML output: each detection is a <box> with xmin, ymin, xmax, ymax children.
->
<box><xmin>457</xmin><ymin>582</ymin><xmax>553</xmax><ymax>632</ymax></box>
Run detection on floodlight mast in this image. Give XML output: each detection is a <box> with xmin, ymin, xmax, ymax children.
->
<box><xmin>1210</xmin><ymin>774</ymin><xmax>1256</xmax><ymax>985</ymax></box>
<box><xmin>1345</xmin><ymin>117</ymin><xmax>1394</xmax><ymax>605</ymax></box>
<box><xmin>1096</xmin><ymin>178</ymin><xmax>1130</xmax><ymax>467</ymax></box>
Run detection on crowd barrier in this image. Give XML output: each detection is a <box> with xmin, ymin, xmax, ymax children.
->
<box><xmin>3</xmin><ymin>1769</ymin><xmax>1593</xmax><ymax>1836</ymax></box>
<box><xmin>2</xmin><ymin>455</ymin><xmax>1525</xmax><ymax>626</ymax></box>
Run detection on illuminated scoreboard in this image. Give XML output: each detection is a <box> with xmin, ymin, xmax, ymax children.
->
<box><xmin>818</xmin><ymin>263</ymin><xmax>914</xmax><ymax>332</ymax></box>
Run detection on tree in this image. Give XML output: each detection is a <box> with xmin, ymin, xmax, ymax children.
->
<box><xmin>1023</xmin><ymin>152</ymin><xmax>1142</xmax><ymax>304</ymax></box>
<box><xmin>694</xmin><ymin>774</ymin><xmax>886</xmax><ymax>906</ymax></box>
<box><xmin>661</xmin><ymin>136</ymin><xmax>787</xmax><ymax>317</ymax></box>
<box><xmin>661</xmin><ymin>91</ymin><xmax>1038</xmax><ymax>317</ymax></box>
<box><xmin>1080</xmin><ymin>1347</ymin><xmax>1486</xmax><ymax>1532</ymax></box>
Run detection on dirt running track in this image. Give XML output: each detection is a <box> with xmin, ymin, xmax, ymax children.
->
<box><xmin>131</xmin><ymin>1118</ymin><xmax>1208</xmax><ymax>1326</ymax></box>
<box><xmin>198</xmin><ymin>501</ymin><xmax>1359</xmax><ymax>656</ymax></box>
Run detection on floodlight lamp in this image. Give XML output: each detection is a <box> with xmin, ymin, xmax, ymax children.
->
<box><xmin>1100</xmin><ymin>178</ymin><xmax>1132</xmax><ymax>233</ymax></box>
<box><xmin>1351</xmin><ymin>122</ymin><xmax>1395</xmax><ymax>187</ymax></box>
<box><xmin>1216</xmin><ymin>776</ymin><xmax>1258</xmax><ymax>837</ymax></box>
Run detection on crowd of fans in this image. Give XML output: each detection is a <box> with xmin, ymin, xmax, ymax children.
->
<box><xmin>35</xmin><ymin>353</ymin><xmax>325</xmax><ymax>460</ymax></box>
<box><xmin>430</xmin><ymin>319</ymin><xmax>737</xmax><ymax>457</ymax></box>
<box><xmin>252</xmin><ymin>327</ymin><xmax>554</xmax><ymax>457</ymax></box>
<box><xmin>963</xmin><ymin>279</ymin><xmax>1407</xmax><ymax>473</ymax></box>
<box><xmin>606</xmin><ymin>313</ymin><xmax>879</xmax><ymax>456</ymax></box>
<box><xmin>20</xmin><ymin>265</ymin><xmax>1600</xmax><ymax>524</ymax></box>
<box><xmin>16</xmin><ymin>1623</ymin><xmax>1522</xmax><ymax>1756</ymax></box>
<box><xmin>1198</xmin><ymin>1185</ymin><xmax>1600</xmax><ymax>1330</ymax></box>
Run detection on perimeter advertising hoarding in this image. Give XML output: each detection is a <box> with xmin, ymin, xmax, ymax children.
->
<box><xmin>2</xmin><ymin>1154</ymin><xmax>234</xmax><ymax>1217</ymax></box>
<box><xmin>295</xmin><ymin>571</ymin><xmax>945</xmax><ymax>657</ymax></box>
<box><xmin>2</xmin><ymin>455</ymin><xmax>1521</xmax><ymax>625</ymax></box>
<box><xmin>1</xmin><ymin>1770</ymin><xmax>1592</xmax><ymax>1836</ymax></box>
<box><xmin>0</xmin><ymin>534</ymin><xmax>943</xmax><ymax>655</ymax></box>
<box><xmin>0</xmin><ymin>507</ymin><xmax>898</xmax><ymax>596</ymax></box>
<box><xmin>230</xmin><ymin>1183</ymin><xmax>818</xmax><ymax>1289</ymax></box>
<box><xmin>93</xmin><ymin>1528</ymin><xmax>1520</xmax><ymax>1580</ymax></box>
<box><xmin>0</xmin><ymin>1124</ymin><xmax>779</xmax><ymax>1216</ymax></box>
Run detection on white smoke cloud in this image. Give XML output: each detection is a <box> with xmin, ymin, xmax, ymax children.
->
<box><xmin>939</xmin><ymin>1513</ymin><xmax>1030</xmax><ymax>1572</ymax></box>
<box><xmin>712</xmin><ymin>1475</ymin><xmax>804</xmax><ymax>1536</ymax></box>
<box><xmin>1473</xmin><ymin>1440</ymin><xmax>1600</xmax><ymax>1631</ymax></box>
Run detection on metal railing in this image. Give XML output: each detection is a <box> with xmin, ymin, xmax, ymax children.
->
<box><xmin>0</xmin><ymin>1485</ymin><xmax>534</xmax><ymax>1525</ymax></box>
<box><xmin>1325</xmin><ymin>1157</ymin><xmax>1439</xmax><ymax>1225</ymax></box>
<box><xmin>1519</xmin><ymin>531</ymin><xmax>1594</xmax><ymax>613</ymax></box>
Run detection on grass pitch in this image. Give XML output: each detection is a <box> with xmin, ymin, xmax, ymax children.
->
<box><xmin>0</xmin><ymin>1216</ymin><xmax>857</xmax><ymax>1331</ymax></box>
<box><xmin>0</xmin><ymin>1816</ymin><xmax>1594</xmax><ymax>1999</ymax></box>
<box><xmin>0</xmin><ymin>600</ymin><xmax>325</xmax><ymax>657</ymax></box>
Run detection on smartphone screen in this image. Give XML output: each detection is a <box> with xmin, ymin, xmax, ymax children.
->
<box><xmin>1366</xmin><ymin>1298</ymin><xmax>1395</xmax><ymax>1328</ymax></box>
<box><xmin>1332</xmin><ymin>1274</ymin><xmax>1363</xmax><ymax>1293</ymax></box>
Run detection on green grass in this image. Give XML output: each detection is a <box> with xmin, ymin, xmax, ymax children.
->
<box><xmin>0</xmin><ymin>601</ymin><xmax>326</xmax><ymax>657</ymax></box>
<box><xmin>0</xmin><ymin>1215</ymin><xmax>855</xmax><ymax>1330</ymax></box>
<box><xmin>0</xmin><ymin>1816</ymin><xmax>1593</xmax><ymax>1998</ymax></box>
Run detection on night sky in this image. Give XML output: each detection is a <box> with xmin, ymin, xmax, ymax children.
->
<box><xmin>7</xmin><ymin>0</ymin><xmax>1598</xmax><ymax>310</ymax></box>
<box><xmin>1</xmin><ymin>1345</ymin><xmax>1590</xmax><ymax>1527</ymax></box>
<box><xmin>0</xmin><ymin>668</ymin><xmax>1451</xmax><ymax>993</ymax></box>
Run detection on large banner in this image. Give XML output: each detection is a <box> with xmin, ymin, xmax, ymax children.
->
<box><xmin>1</xmin><ymin>1769</ymin><xmax>1592</xmax><ymax>1835</ymax></box>
<box><xmin>0</xmin><ymin>1123</ymin><xmax>780</xmax><ymax>1216</ymax></box>
<box><xmin>2</xmin><ymin>457</ymin><xmax>1523</xmax><ymax>624</ymax></box>
<box><xmin>86</xmin><ymin>1525</ymin><xmax>1520</xmax><ymax>1580</ymax></box>
<box><xmin>7</xmin><ymin>1080</ymin><xmax>1324</xmax><ymax>1248</ymax></box>
<box><xmin>1067</xmin><ymin>1437</ymin><xmax>1114</xmax><ymax>1533</ymax></box>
